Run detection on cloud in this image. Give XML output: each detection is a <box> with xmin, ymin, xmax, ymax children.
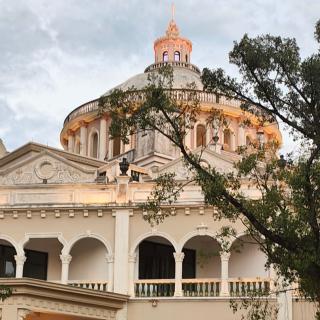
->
<box><xmin>0</xmin><ymin>0</ymin><xmax>319</xmax><ymax>152</ymax></box>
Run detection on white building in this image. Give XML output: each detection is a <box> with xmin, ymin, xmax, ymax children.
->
<box><xmin>0</xmin><ymin>16</ymin><xmax>313</xmax><ymax>320</ymax></box>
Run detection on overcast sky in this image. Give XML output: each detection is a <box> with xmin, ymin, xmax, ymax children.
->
<box><xmin>0</xmin><ymin>0</ymin><xmax>319</xmax><ymax>153</ymax></box>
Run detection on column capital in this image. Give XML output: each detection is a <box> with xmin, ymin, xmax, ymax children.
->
<box><xmin>60</xmin><ymin>254</ymin><xmax>72</xmax><ymax>264</ymax></box>
<box><xmin>14</xmin><ymin>254</ymin><xmax>26</xmax><ymax>264</ymax></box>
<box><xmin>173</xmin><ymin>252</ymin><xmax>185</xmax><ymax>262</ymax></box>
<box><xmin>106</xmin><ymin>254</ymin><xmax>114</xmax><ymax>263</ymax></box>
<box><xmin>220</xmin><ymin>251</ymin><xmax>231</xmax><ymax>261</ymax></box>
<box><xmin>79</xmin><ymin>120</ymin><xmax>88</xmax><ymax>127</ymax></box>
<box><xmin>129</xmin><ymin>253</ymin><xmax>137</xmax><ymax>263</ymax></box>
<box><xmin>67</xmin><ymin>129</ymin><xmax>75</xmax><ymax>136</ymax></box>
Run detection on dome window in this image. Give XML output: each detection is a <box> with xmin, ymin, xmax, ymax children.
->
<box><xmin>196</xmin><ymin>124</ymin><xmax>206</xmax><ymax>147</ymax></box>
<box><xmin>90</xmin><ymin>132</ymin><xmax>99</xmax><ymax>158</ymax></box>
<box><xmin>163</xmin><ymin>51</ymin><xmax>169</xmax><ymax>62</ymax></box>
<box><xmin>174</xmin><ymin>51</ymin><xmax>180</xmax><ymax>62</ymax></box>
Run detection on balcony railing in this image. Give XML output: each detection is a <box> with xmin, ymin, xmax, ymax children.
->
<box><xmin>134</xmin><ymin>279</ymin><xmax>175</xmax><ymax>297</ymax></box>
<box><xmin>63</xmin><ymin>90</ymin><xmax>243</xmax><ymax>127</ymax></box>
<box><xmin>68</xmin><ymin>280</ymin><xmax>108</xmax><ymax>292</ymax></box>
<box><xmin>229</xmin><ymin>278</ymin><xmax>270</xmax><ymax>296</ymax></box>
<box><xmin>182</xmin><ymin>278</ymin><xmax>220</xmax><ymax>297</ymax></box>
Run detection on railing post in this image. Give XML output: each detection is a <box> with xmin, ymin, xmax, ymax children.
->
<box><xmin>60</xmin><ymin>254</ymin><xmax>72</xmax><ymax>284</ymax></box>
<box><xmin>174</xmin><ymin>252</ymin><xmax>185</xmax><ymax>297</ymax></box>
<box><xmin>220</xmin><ymin>251</ymin><xmax>230</xmax><ymax>296</ymax></box>
<box><xmin>14</xmin><ymin>254</ymin><xmax>26</xmax><ymax>278</ymax></box>
<box><xmin>128</xmin><ymin>253</ymin><xmax>137</xmax><ymax>297</ymax></box>
<box><xmin>106</xmin><ymin>254</ymin><xmax>114</xmax><ymax>292</ymax></box>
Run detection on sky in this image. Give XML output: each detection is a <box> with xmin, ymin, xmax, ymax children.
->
<box><xmin>0</xmin><ymin>0</ymin><xmax>319</xmax><ymax>153</ymax></box>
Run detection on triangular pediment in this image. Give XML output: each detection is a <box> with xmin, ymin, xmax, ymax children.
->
<box><xmin>0</xmin><ymin>143</ymin><xmax>103</xmax><ymax>185</ymax></box>
<box><xmin>157</xmin><ymin>147</ymin><xmax>239</xmax><ymax>180</ymax></box>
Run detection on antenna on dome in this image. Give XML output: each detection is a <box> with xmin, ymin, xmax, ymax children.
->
<box><xmin>171</xmin><ymin>3</ymin><xmax>175</xmax><ymax>21</ymax></box>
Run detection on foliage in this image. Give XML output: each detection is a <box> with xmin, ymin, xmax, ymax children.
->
<box><xmin>0</xmin><ymin>285</ymin><xmax>12</xmax><ymax>301</ymax></box>
<box><xmin>99</xmin><ymin>20</ymin><xmax>320</xmax><ymax>318</ymax></box>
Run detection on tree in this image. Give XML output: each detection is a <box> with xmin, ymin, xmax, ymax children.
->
<box><xmin>99</xmin><ymin>20</ymin><xmax>320</xmax><ymax>318</ymax></box>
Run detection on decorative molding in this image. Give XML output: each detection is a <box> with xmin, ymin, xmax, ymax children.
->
<box><xmin>14</xmin><ymin>254</ymin><xmax>26</xmax><ymax>265</ymax></box>
<box><xmin>173</xmin><ymin>252</ymin><xmax>185</xmax><ymax>262</ymax></box>
<box><xmin>196</xmin><ymin>222</ymin><xmax>208</xmax><ymax>235</ymax></box>
<box><xmin>185</xmin><ymin>207</ymin><xmax>190</xmax><ymax>215</ymax></box>
<box><xmin>128</xmin><ymin>253</ymin><xmax>137</xmax><ymax>263</ymax></box>
<box><xmin>17</xmin><ymin>309</ymin><xmax>32</xmax><ymax>320</ymax></box>
<box><xmin>60</xmin><ymin>254</ymin><xmax>72</xmax><ymax>264</ymax></box>
<box><xmin>106</xmin><ymin>254</ymin><xmax>114</xmax><ymax>263</ymax></box>
<box><xmin>130</xmin><ymin>230</ymin><xmax>178</xmax><ymax>255</ymax></box>
<box><xmin>220</xmin><ymin>251</ymin><xmax>231</xmax><ymax>261</ymax></box>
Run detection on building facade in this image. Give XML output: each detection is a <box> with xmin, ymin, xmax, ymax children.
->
<box><xmin>0</xmin><ymin>17</ymin><xmax>315</xmax><ymax>320</ymax></box>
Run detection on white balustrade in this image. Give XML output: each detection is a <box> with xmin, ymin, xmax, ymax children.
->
<box><xmin>134</xmin><ymin>279</ymin><xmax>175</xmax><ymax>297</ymax></box>
<box><xmin>68</xmin><ymin>280</ymin><xmax>108</xmax><ymax>292</ymax></box>
<box><xmin>182</xmin><ymin>278</ymin><xmax>220</xmax><ymax>297</ymax></box>
<box><xmin>228</xmin><ymin>277</ymin><xmax>271</xmax><ymax>296</ymax></box>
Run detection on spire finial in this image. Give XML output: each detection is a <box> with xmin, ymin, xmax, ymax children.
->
<box><xmin>171</xmin><ymin>3</ymin><xmax>175</xmax><ymax>21</ymax></box>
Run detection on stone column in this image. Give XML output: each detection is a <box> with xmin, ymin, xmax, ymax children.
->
<box><xmin>128</xmin><ymin>253</ymin><xmax>137</xmax><ymax>297</ymax></box>
<box><xmin>14</xmin><ymin>254</ymin><xmax>26</xmax><ymax>278</ymax></box>
<box><xmin>99</xmin><ymin>117</ymin><xmax>107</xmax><ymax>160</ymax></box>
<box><xmin>60</xmin><ymin>254</ymin><xmax>72</xmax><ymax>284</ymax></box>
<box><xmin>174</xmin><ymin>252</ymin><xmax>185</xmax><ymax>297</ymax></box>
<box><xmin>67</xmin><ymin>130</ymin><xmax>75</xmax><ymax>152</ymax></box>
<box><xmin>106</xmin><ymin>254</ymin><xmax>114</xmax><ymax>292</ymax></box>
<box><xmin>220</xmin><ymin>251</ymin><xmax>230</xmax><ymax>296</ymax></box>
<box><xmin>79</xmin><ymin>120</ymin><xmax>88</xmax><ymax>156</ymax></box>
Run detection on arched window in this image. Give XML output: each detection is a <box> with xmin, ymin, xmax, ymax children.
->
<box><xmin>174</xmin><ymin>51</ymin><xmax>180</xmax><ymax>62</ymax></box>
<box><xmin>196</xmin><ymin>124</ymin><xmax>206</xmax><ymax>147</ymax></box>
<box><xmin>113</xmin><ymin>136</ymin><xmax>121</xmax><ymax>157</ymax></box>
<box><xmin>91</xmin><ymin>132</ymin><xmax>99</xmax><ymax>158</ymax></box>
<box><xmin>223</xmin><ymin>129</ymin><xmax>231</xmax><ymax>151</ymax></box>
<box><xmin>246</xmin><ymin>135</ymin><xmax>252</xmax><ymax>146</ymax></box>
<box><xmin>163</xmin><ymin>51</ymin><xmax>169</xmax><ymax>62</ymax></box>
<box><xmin>185</xmin><ymin>54</ymin><xmax>188</xmax><ymax>62</ymax></box>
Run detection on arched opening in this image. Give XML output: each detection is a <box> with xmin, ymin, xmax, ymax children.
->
<box><xmin>135</xmin><ymin>236</ymin><xmax>175</xmax><ymax>297</ymax></box>
<box><xmin>0</xmin><ymin>239</ymin><xmax>17</xmax><ymax>277</ymax></box>
<box><xmin>196</xmin><ymin>124</ymin><xmax>206</xmax><ymax>147</ymax></box>
<box><xmin>90</xmin><ymin>132</ymin><xmax>99</xmax><ymax>158</ymax></box>
<box><xmin>74</xmin><ymin>138</ymin><xmax>80</xmax><ymax>154</ymax></box>
<box><xmin>24</xmin><ymin>238</ymin><xmax>63</xmax><ymax>281</ymax></box>
<box><xmin>223</xmin><ymin>129</ymin><xmax>231</xmax><ymax>151</ymax></box>
<box><xmin>113</xmin><ymin>136</ymin><xmax>121</xmax><ymax>157</ymax></box>
<box><xmin>163</xmin><ymin>51</ymin><xmax>169</xmax><ymax>62</ymax></box>
<box><xmin>69</xmin><ymin>238</ymin><xmax>109</xmax><ymax>290</ymax></box>
<box><xmin>246</xmin><ymin>135</ymin><xmax>252</xmax><ymax>146</ymax></box>
<box><xmin>185</xmin><ymin>54</ymin><xmax>188</xmax><ymax>62</ymax></box>
<box><xmin>174</xmin><ymin>51</ymin><xmax>180</xmax><ymax>62</ymax></box>
<box><xmin>181</xmin><ymin>236</ymin><xmax>221</xmax><ymax>296</ymax></box>
<box><xmin>229</xmin><ymin>235</ymin><xmax>269</xmax><ymax>295</ymax></box>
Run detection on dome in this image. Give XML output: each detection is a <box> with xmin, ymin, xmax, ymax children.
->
<box><xmin>103</xmin><ymin>62</ymin><xmax>203</xmax><ymax>96</ymax></box>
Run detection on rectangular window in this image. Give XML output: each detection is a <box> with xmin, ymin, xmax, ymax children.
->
<box><xmin>139</xmin><ymin>241</ymin><xmax>195</xmax><ymax>279</ymax></box>
<box><xmin>0</xmin><ymin>244</ymin><xmax>48</xmax><ymax>280</ymax></box>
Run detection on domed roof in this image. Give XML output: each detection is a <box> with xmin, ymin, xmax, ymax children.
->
<box><xmin>103</xmin><ymin>63</ymin><xmax>203</xmax><ymax>96</ymax></box>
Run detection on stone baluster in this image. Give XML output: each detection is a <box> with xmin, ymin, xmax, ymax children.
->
<box><xmin>220</xmin><ymin>251</ymin><xmax>230</xmax><ymax>296</ymax></box>
<box><xmin>14</xmin><ymin>254</ymin><xmax>26</xmax><ymax>278</ymax></box>
<box><xmin>174</xmin><ymin>252</ymin><xmax>185</xmax><ymax>297</ymax></box>
<box><xmin>60</xmin><ymin>254</ymin><xmax>72</xmax><ymax>284</ymax></box>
